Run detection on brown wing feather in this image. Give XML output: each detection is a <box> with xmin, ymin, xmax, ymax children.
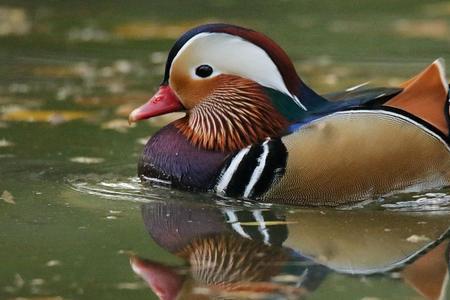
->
<box><xmin>385</xmin><ymin>59</ymin><xmax>449</xmax><ymax>135</ymax></box>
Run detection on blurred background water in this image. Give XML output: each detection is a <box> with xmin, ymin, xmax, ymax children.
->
<box><xmin>1</xmin><ymin>0</ymin><xmax>450</xmax><ymax>299</ymax></box>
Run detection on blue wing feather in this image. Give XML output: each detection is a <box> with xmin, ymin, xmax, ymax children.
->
<box><xmin>288</xmin><ymin>86</ymin><xmax>403</xmax><ymax>133</ymax></box>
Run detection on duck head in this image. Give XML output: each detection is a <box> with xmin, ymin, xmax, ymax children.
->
<box><xmin>129</xmin><ymin>23</ymin><xmax>323</xmax><ymax>152</ymax></box>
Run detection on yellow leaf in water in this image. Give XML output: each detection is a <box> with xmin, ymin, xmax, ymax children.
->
<box><xmin>1</xmin><ymin>110</ymin><xmax>91</xmax><ymax>123</ymax></box>
<box><xmin>424</xmin><ymin>2</ymin><xmax>450</xmax><ymax>16</ymax></box>
<box><xmin>46</xmin><ymin>260</ymin><xmax>62</xmax><ymax>267</ymax></box>
<box><xmin>115</xmin><ymin>103</ymin><xmax>138</xmax><ymax>117</ymax></box>
<box><xmin>1</xmin><ymin>190</ymin><xmax>15</xmax><ymax>204</ymax></box>
<box><xmin>70</xmin><ymin>157</ymin><xmax>105</xmax><ymax>164</ymax></box>
<box><xmin>11</xmin><ymin>297</ymin><xmax>64</xmax><ymax>300</ymax></box>
<box><xmin>406</xmin><ymin>234</ymin><xmax>431</xmax><ymax>243</ymax></box>
<box><xmin>0</xmin><ymin>138</ymin><xmax>14</xmax><ymax>147</ymax></box>
<box><xmin>32</xmin><ymin>65</ymin><xmax>83</xmax><ymax>78</ymax></box>
<box><xmin>101</xmin><ymin>119</ymin><xmax>134</xmax><ymax>133</ymax></box>
<box><xmin>116</xmin><ymin>282</ymin><xmax>145</xmax><ymax>290</ymax></box>
<box><xmin>0</xmin><ymin>6</ymin><xmax>31</xmax><ymax>36</ymax></box>
<box><xmin>114</xmin><ymin>20</ymin><xmax>219</xmax><ymax>39</ymax></box>
<box><xmin>393</xmin><ymin>19</ymin><xmax>450</xmax><ymax>40</ymax></box>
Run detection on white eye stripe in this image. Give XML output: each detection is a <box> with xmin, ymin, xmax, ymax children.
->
<box><xmin>171</xmin><ymin>32</ymin><xmax>307</xmax><ymax>110</ymax></box>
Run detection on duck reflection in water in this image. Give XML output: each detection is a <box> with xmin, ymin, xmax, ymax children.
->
<box><xmin>130</xmin><ymin>199</ymin><xmax>450</xmax><ymax>300</ymax></box>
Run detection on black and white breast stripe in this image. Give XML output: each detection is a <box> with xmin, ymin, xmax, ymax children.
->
<box><xmin>213</xmin><ymin>138</ymin><xmax>288</xmax><ymax>199</ymax></box>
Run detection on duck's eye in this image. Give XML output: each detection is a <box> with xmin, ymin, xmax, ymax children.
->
<box><xmin>195</xmin><ymin>65</ymin><xmax>213</xmax><ymax>78</ymax></box>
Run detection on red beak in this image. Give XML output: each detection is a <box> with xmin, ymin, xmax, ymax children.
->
<box><xmin>128</xmin><ymin>85</ymin><xmax>184</xmax><ymax>124</ymax></box>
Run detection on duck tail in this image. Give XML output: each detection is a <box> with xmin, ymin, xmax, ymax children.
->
<box><xmin>384</xmin><ymin>58</ymin><xmax>450</xmax><ymax>136</ymax></box>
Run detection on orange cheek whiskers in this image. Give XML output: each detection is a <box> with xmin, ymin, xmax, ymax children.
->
<box><xmin>174</xmin><ymin>77</ymin><xmax>289</xmax><ymax>152</ymax></box>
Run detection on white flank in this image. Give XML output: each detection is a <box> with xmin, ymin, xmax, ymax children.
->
<box><xmin>171</xmin><ymin>32</ymin><xmax>307</xmax><ymax>110</ymax></box>
<box><xmin>215</xmin><ymin>146</ymin><xmax>250</xmax><ymax>194</ymax></box>
<box><xmin>243</xmin><ymin>140</ymin><xmax>270</xmax><ymax>198</ymax></box>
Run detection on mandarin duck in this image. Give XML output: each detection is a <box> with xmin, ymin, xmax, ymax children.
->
<box><xmin>129</xmin><ymin>23</ymin><xmax>450</xmax><ymax>206</ymax></box>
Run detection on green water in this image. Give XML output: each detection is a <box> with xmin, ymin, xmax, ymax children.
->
<box><xmin>1</xmin><ymin>1</ymin><xmax>450</xmax><ymax>299</ymax></box>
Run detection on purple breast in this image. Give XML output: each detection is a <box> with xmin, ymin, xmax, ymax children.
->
<box><xmin>138</xmin><ymin>124</ymin><xmax>231</xmax><ymax>191</ymax></box>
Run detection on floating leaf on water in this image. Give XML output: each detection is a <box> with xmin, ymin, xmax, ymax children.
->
<box><xmin>14</xmin><ymin>273</ymin><xmax>24</xmax><ymax>288</ymax></box>
<box><xmin>107</xmin><ymin>81</ymin><xmax>125</xmax><ymax>94</ymax></box>
<box><xmin>9</xmin><ymin>83</ymin><xmax>30</xmax><ymax>94</ymax></box>
<box><xmin>0</xmin><ymin>6</ymin><xmax>31</xmax><ymax>36</ymax></box>
<box><xmin>328</xmin><ymin>20</ymin><xmax>365</xmax><ymax>33</ymax></box>
<box><xmin>116</xmin><ymin>282</ymin><xmax>145</xmax><ymax>290</ymax></box>
<box><xmin>74</xmin><ymin>96</ymin><xmax>101</xmax><ymax>106</ymax></box>
<box><xmin>32</xmin><ymin>65</ymin><xmax>84</xmax><ymax>78</ymax></box>
<box><xmin>393</xmin><ymin>19</ymin><xmax>450</xmax><ymax>40</ymax></box>
<box><xmin>67</xmin><ymin>26</ymin><xmax>111</xmax><ymax>42</ymax></box>
<box><xmin>0</xmin><ymin>138</ymin><xmax>14</xmax><ymax>147</ymax></box>
<box><xmin>101</xmin><ymin>119</ymin><xmax>134</xmax><ymax>133</ymax></box>
<box><xmin>99</xmin><ymin>66</ymin><xmax>115</xmax><ymax>78</ymax></box>
<box><xmin>30</xmin><ymin>278</ymin><xmax>45</xmax><ymax>285</ymax></box>
<box><xmin>149</xmin><ymin>52</ymin><xmax>166</xmax><ymax>64</ymax></box>
<box><xmin>115</xmin><ymin>103</ymin><xmax>136</xmax><ymax>117</ymax></box>
<box><xmin>114</xmin><ymin>20</ymin><xmax>218</xmax><ymax>39</ymax></box>
<box><xmin>406</xmin><ymin>234</ymin><xmax>431</xmax><ymax>243</ymax></box>
<box><xmin>1</xmin><ymin>110</ymin><xmax>91</xmax><ymax>123</ymax></box>
<box><xmin>424</xmin><ymin>2</ymin><xmax>450</xmax><ymax>16</ymax></box>
<box><xmin>1</xmin><ymin>190</ymin><xmax>15</xmax><ymax>204</ymax></box>
<box><xmin>46</xmin><ymin>260</ymin><xmax>61</xmax><ymax>267</ymax></box>
<box><xmin>118</xmin><ymin>249</ymin><xmax>136</xmax><ymax>256</ymax></box>
<box><xmin>114</xmin><ymin>60</ymin><xmax>133</xmax><ymax>74</ymax></box>
<box><xmin>11</xmin><ymin>297</ymin><xmax>64</xmax><ymax>300</ymax></box>
<box><xmin>76</xmin><ymin>94</ymin><xmax>150</xmax><ymax>108</ymax></box>
<box><xmin>70</xmin><ymin>157</ymin><xmax>105</xmax><ymax>164</ymax></box>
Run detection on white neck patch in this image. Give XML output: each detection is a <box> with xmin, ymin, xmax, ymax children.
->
<box><xmin>170</xmin><ymin>32</ymin><xmax>306</xmax><ymax>110</ymax></box>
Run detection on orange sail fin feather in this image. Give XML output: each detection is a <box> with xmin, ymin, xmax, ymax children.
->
<box><xmin>385</xmin><ymin>59</ymin><xmax>450</xmax><ymax>135</ymax></box>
